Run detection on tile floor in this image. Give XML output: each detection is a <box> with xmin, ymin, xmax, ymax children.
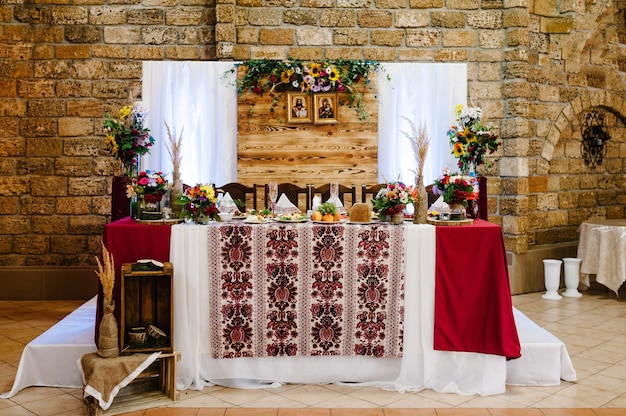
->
<box><xmin>0</xmin><ymin>284</ymin><xmax>625</xmax><ymax>416</ymax></box>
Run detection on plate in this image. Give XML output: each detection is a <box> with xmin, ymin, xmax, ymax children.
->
<box><xmin>232</xmin><ymin>214</ymin><xmax>247</xmax><ymax>220</ymax></box>
<box><xmin>311</xmin><ymin>220</ymin><xmax>347</xmax><ymax>224</ymax></box>
<box><xmin>347</xmin><ymin>220</ymin><xmax>376</xmax><ymax>225</ymax></box>
<box><xmin>275</xmin><ymin>218</ymin><xmax>309</xmax><ymax>223</ymax></box>
<box><xmin>243</xmin><ymin>217</ymin><xmax>271</xmax><ymax>224</ymax></box>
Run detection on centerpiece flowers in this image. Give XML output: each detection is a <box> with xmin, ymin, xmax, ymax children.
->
<box><xmin>432</xmin><ymin>168</ymin><xmax>477</xmax><ymax>208</ymax></box>
<box><xmin>447</xmin><ymin>105</ymin><xmax>501</xmax><ymax>175</ymax></box>
<box><xmin>104</xmin><ymin>101</ymin><xmax>155</xmax><ymax>177</ymax></box>
<box><xmin>175</xmin><ymin>184</ymin><xmax>219</xmax><ymax>224</ymax></box>
<box><xmin>126</xmin><ymin>171</ymin><xmax>169</xmax><ymax>220</ymax></box>
<box><xmin>371</xmin><ymin>181</ymin><xmax>417</xmax><ymax>224</ymax></box>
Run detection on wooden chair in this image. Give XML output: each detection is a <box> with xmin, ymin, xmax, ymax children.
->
<box><xmin>361</xmin><ymin>184</ymin><xmax>385</xmax><ymax>204</ymax></box>
<box><xmin>313</xmin><ymin>183</ymin><xmax>357</xmax><ymax>211</ymax></box>
<box><xmin>265</xmin><ymin>183</ymin><xmax>312</xmax><ymax>212</ymax></box>
<box><xmin>216</xmin><ymin>182</ymin><xmax>258</xmax><ymax>211</ymax></box>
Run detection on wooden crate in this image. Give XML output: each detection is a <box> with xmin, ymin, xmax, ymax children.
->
<box><xmin>120</xmin><ymin>262</ymin><xmax>173</xmax><ymax>354</ymax></box>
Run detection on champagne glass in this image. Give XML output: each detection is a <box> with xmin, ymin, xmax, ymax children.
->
<box><xmin>268</xmin><ymin>181</ymin><xmax>278</xmax><ymax>211</ymax></box>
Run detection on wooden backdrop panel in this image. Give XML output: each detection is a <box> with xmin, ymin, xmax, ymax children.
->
<box><xmin>237</xmin><ymin>71</ymin><xmax>379</xmax><ymax>195</ymax></box>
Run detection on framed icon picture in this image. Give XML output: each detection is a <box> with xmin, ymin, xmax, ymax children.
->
<box><xmin>313</xmin><ymin>93</ymin><xmax>338</xmax><ymax>124</ymax></box>
<box><xmin>287</xmin><ymin>93</ymin><xmax>312</xmax><ymax>123</ymax></box>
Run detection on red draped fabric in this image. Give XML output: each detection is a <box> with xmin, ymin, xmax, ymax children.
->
<box><xmin>96</xmin><ymin>217</ymin><xmax>173</xmax><ymax>343</ymax></box>
<box><xmin>433</xmin><ymin>219</ymin><xmax>521</xmax><ymax>359</ymax></box>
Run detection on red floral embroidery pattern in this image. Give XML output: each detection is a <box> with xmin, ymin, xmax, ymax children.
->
<box><xmin>210</xmin><ymin>223</ymin><xmax>405</xmax><ymax>359</ymax></box>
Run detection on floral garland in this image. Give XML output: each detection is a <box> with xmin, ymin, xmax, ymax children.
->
<box><xmin>447</xmin><ymin>105</ymin><xmax>501</xmax><ymax>174</ymax></box>
<box><xmin>233</xmin><ymin>58</ymin><xmax>384</xmax><ymax>121</ymax></box>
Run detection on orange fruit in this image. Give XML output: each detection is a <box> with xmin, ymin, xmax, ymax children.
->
<box><xmin>322</xmin><ymin>213</ymin><xmax>334</xmax><ymax>222</ymax></box>
<box><xmin>333</xmin><ymin>212</ymin><xmax>341</xmax><ymax>221</ymax></box>
<box><xmin>312</xmin><ymin>211</ymin><xmax>323</xmax><ymax>221</ymax></box>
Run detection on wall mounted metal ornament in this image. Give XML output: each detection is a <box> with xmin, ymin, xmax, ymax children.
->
<box><xmin>581</xmin><ymin>110</ymin><xmax>610</xmax><ymax>169</ymax></box>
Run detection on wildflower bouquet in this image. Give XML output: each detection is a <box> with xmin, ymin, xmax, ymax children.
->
<box><xmin>447</xmin><ymin>105</ymin><xmax>501</xmax><ymax>174</ymax></box>
<box><xmin>104</xmin><ymin>102</ymin><xmax>155</xmax><ymax>177</ymax></box>
<box><xmin>175</xmin><ymin>184</ymin><xmax>219</xmax><ymax>224</ymax></box>
<box><xmin>432</xmin><ymin>168</ymin><xmax>477</xmax><ymax>207</ymax></box>
<box><xmin>126</xmin><ymin>171</ymin><xmax>169</xmax><ymax>204</ymax></box>
<box><xmin>371</xmin><ymin>181</ymin><xmax>417</xmax><ymax>217</ymax></box>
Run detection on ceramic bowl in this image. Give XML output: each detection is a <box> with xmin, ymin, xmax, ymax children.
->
<box><xmin>218</xmin><ymin>212</ymin><xmax>234</xmax><ymax>222</ymax></box>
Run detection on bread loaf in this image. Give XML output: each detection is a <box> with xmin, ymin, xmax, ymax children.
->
<box><xmin>350</xmin><ymin>203</ymin><xmax>372</xmax><ymax>223</ymax></box>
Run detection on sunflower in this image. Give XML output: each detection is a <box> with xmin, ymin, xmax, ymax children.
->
<box><xmin>327</xmin><ymin>66</ymin><xmax>340</xmax><ymax>82</ymax></box>
<box><xmin>452</xmin><ymin>142</ymin><xmax>465</xmax><ymax>157</ymax></box>
<box><xmin>308</xmin><ymin>63</ymin><xmax>321</xmax><ymax>78</ymax></box>
<box><xmin>105</xmin><ymin>133</ymin><xmax>119</xmax><ymax>155</ymax></box>
<box><xmin>280</xmin><ymin>69</ymin><xmax>293</xmax><ymax>84</ymax></box>
<box><xmin>458</xmin><ymin>126</ymin><xmax>476</xmax><ymax>143</ymax></box>
<box><xmin>300</xmin><ymin>80</ymin><xmax>311</xmax><ymax>92</ymax></box>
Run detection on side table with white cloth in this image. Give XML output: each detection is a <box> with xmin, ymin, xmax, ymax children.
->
<box><xmin>577</xmin><ymin>219</ymin><xmax>626</xmax><ymax>295</ymax></box>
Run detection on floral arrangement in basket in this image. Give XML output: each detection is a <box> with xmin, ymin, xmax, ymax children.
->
<box><xmin>232</xmin><ymin>58</ymin><xmax>384</xmax><ymax>121</ymax></box>
<box><xmin>432</xmin><ymin>168</ymin><xmax>477</xmax><ymax>207</ymax></box>
<box><xmin>126</xmin><ymin>171</ymin><xmax>169</xmax><ymax>205</ymax></box>
<box><xmin>371</xmin><ymin>181</ymin><xmax>417</xmax><ymax>219</ymax></box>
<box><xmin>104</xmin><ymin>101</ymin><xmax>155</xmax><ymax>177</ymax></box>
<box><xmin>175</xmin><ymin>184</ymin><xmax>219</xmax><ymax>224</ymax></box>
<box><xmin>447</xmin><ymin>105</ymin><xmax>501</xmax><ymax>174</ymax></box>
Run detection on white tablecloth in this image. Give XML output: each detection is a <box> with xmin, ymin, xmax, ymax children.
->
<box><xmin>171</xmin><ymin>223</ymin><xmax>508</xmax><ymax>395</ymax></box>
<box><xmin>0</xmin><ymin>297</ymin><xmax>97</xmax><ymax>399</ymax></box>
<box><xmin>577</xmin><ymin>219</ymin><xmax>626</xmax><ymax>294</ymax></box>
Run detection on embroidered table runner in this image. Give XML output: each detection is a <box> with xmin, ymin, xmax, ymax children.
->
<box><xmin>208</xmin><ymin>222</ymin><xmax>406</xmax><ymax>359</ymax></box>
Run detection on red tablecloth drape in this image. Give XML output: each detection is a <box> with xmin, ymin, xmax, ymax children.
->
<box><xmin>434</xmin><ymin>219</ymin><xmax>521</xmax><ymax>359</ymax></box>
<box><xmin>95</xmin><ymin>217</ymin><xmax>173</xmax><ymax>343</ymax></box>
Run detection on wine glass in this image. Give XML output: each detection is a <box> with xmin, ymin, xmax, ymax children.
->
<box><xmin>268</xmin><ymin>181</ymin><xmax>278</xmax><ymax>211</ymax></box>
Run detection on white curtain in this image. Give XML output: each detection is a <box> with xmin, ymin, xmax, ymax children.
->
<box><xmin>377</xmin><ymin>63</ymin><xmax>467</xmax><ymax>186</ymax></box>
<box><xmin>142</xmin><ymin>61</ymin><xmax>239</xmax><ymax>186</ymax></box>
<box><xmin>141</xmin><ymin>61</ymin><xmax>466</xmax><ymax>187</ymax></box>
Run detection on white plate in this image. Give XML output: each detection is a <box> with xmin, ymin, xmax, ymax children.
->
<box><xmin>311</xmin><ymin>220</ymin><xmax>347</xmax><ymax>224</ymax></box>
<box><xmin>243</xmin><ymin>218</ymin><xmax>271</xmax><ymax>224</ymax></box>
<box><xmin>275</xmin><ymin>218</ymin><xmax>309</xmax><ymax>223</ymax></box>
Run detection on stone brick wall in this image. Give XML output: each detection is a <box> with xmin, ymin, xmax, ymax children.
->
<box><xmin>0</xmin><ymin>0</ymin><xmax>625</xmax><ymax>292</ymax></box>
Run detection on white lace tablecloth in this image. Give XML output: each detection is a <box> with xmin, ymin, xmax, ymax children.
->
<box><xmin>577</xmin><ymin>219</ymin><xmax>626</xmax><ymax>295</ymax></box>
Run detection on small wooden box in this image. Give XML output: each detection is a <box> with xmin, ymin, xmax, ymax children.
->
<box><xmin>120</xmin><ymin>262</ymin><xmax>173</xmax><ymax>354</ymax></box>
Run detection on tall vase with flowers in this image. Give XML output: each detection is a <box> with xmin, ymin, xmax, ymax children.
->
<box><xmin>371</xmin><ymin>180</ymin><xmax>417</xmax><ymax>224</ymax></box>
<box><xmin>432</xmin><ymin>168</ymin><xmax>478</xmax><ymax>218</ymax></box>
<box><xmin>175</xmin><ymin>184</ymin><xmax>220</xmax><ymax>224</ymax></box>
<box><xmin>104</xmin><ymin>101</ymin><xmax>156</xmax><ymax>221</ymax></box>
<box><xmin>447</xmin><ymin>105</ymin><xmax>501</xmax><ymax>176</ymax></box>
<box><xmin>126</xmin><ymin>171</ymin><xmax>169</xmax><ymax>220</ymax></box>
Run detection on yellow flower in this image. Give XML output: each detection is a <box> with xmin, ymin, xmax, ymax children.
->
<box><xmin>309</xmin><ymin>63</ymin><xmax>321</xmax><ymax>78</ymax></box>
<box><xmin>454</xmin><ymin>104</ymin><xmax>464</xmax><ymax>117</ymax></box>
<box><xmin>452</xmin><ymin>142</ymin><xmax>465</xmax><ymax>157</ymax></box>
<box><xmin>460</xmin><ymin>127</ymin><xmax>476</xmax><ymax>142</ymax></box>
<box><xmin>119</xmin><ymin>105</ymin><xmax>132</xmax><ymax>120</ymax></box>
<box><xmin>300</xmin><ymin>80</ymin><xmax>311</xmax><ymax>92</ymax></box>
<box><xmin>105</xmin><ymin>133</ymin><xmax>118</xmax><ymax>155</ymax></box>
<box><xmin>327</xmin><ymin>66</ymin><xmax>340</xmax><ymax>82</ymax></box>
<box><xmin>280</xmin><ymin>69</ymin><xmax>293</xmax><ymax>83</ymax></box>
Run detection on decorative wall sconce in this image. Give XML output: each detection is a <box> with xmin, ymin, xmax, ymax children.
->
<box><xmin>581</xmin><ymin>110</ymin><xmax>610</xmax><ymax>169</ymax></box>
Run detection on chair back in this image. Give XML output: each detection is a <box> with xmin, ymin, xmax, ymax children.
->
<box><xmin>265</xmin><ymin>183</ymin><xmax>312</xmax><ymax>212</ymax></box>
<box><xmin>361</xmin><ymin>184</ymin><xmax>385</xmax><ymax>204</ymax></box>
<box><xmin>313</xmin><ymin>183</ymin><xmax>357</xmax><ymax>211</ymax></box>
<box><xmin>216</xmin><ymin>182</ymin><xmax>258</xmax><ymax>211</ymax></box>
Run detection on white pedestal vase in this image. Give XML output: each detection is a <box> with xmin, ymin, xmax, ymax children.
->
<box><xmin>562</xmin><ymin>257</ymin><xmax>583</xmax><ymax>298</ymax></box>
<box><xmin>542</xmin><ymin>259</ymin><xmax>563</xmax><ymax>300</ymax></box>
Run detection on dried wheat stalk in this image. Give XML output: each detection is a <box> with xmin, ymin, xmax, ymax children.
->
<box><xmin>95</xmin><ymin>241</ymin><xmax>115</xmax><ymax>305</ymax></box>
<box><xmin>400</xmin><ymin>116</ymin><xmax>430</xmax><ymax>178</ymax></box>
<box><xmin>164</xmin><ymin>121</ymin><xmax>183</xmax><ymax>182</ymax></box>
